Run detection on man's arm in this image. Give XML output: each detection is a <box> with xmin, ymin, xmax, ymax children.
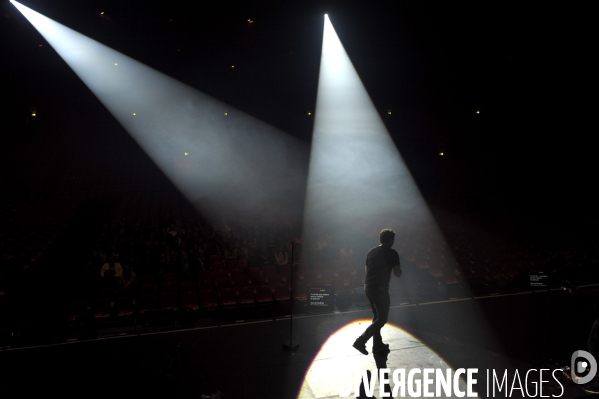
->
<box><xmin>392</xmin><ymin>251</ymin><xmax>402</xmax><ymax>277</ymax></box>
<box><xmin>115</xmin><ymin>264</ymin><xmax>124</xmax><ymax>279</ymax></box>
<box><xmin>393</xmin><ymin>264</ymin><xmax>402</xmax><ymax>277</ymax></box>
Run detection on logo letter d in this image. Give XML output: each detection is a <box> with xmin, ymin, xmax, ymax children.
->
<box><xmin>572</xmin><ymin>350</ymin><xmax>597</xmax><ymax>385</ymax></box>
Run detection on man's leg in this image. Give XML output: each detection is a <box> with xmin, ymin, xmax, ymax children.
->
<box><xmin>353</xmin><ymin>287</ymin><xmax>390</xmax><ymax>355</ymax></box>
<box><xmin>352</xmin><ymin>286</ymin><xmax>376</xmax><ymax>354</ymax></box>
<box><xmin>369</xmin><ymin>288</ymin><xmax>390</xmax><ymax>352</ymax></box>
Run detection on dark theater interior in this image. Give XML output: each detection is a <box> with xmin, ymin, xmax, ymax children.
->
<box><xmin>0</xmin><ymin>1</ymin><xmax>597</xmax><ymax>398</ymax></box>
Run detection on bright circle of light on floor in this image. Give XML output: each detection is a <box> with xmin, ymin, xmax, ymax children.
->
<box><xmin>297</xmin><ymin>319</ymin><xmax>478</xmax><ymax>398</ymax></box>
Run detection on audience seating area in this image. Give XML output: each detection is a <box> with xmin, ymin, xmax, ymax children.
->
<box><xmin>68</xmin><ymin>255</ymin><xmax>368</xmax><ymax>328</ymax></box>
<box><xmin>2</xmin><ymin>186</ymin><xmax>599</xmax><ymax>341</ymax></box>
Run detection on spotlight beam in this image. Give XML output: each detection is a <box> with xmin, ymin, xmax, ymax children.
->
<box><xmin>303</xmin><ymin>15</ymin><xmax>449</xmax><ymax>261</ymax></box>
<box><xmin>11</xmin><ymin>0</ymin><xmax>309</xmax><ymax>220</ymax></box>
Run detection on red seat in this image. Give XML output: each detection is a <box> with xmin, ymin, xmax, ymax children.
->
<box><xmin>219</xmin><ymin>288</ymin><xmax>237</xmax><ymax>307</ymax></box>
<box><xmin>68</xmin><ymin>300</ymin><xmax>87</xmax><ymax>322</ymax></box>
<box><xmin>199</xmin><ymin>290</ymin><xmax>218</xmax><ymax>310</ymax></box>
<box><xmin>262</xmin><ymin>265</ymin><xmax>276</xmax><ymax>277</ymax></box>
<box><xmin>181</xmin><ymin>291</ymin><xmax>199</xmax><ymax>310</ymax></box>
<box><xmin>247</xmin><ymin>266</ymin><xmax>261</xmax><ymax>276</ymax></box>
<box><xmin>313</xmin><ymin>272</ymin><xmax>324</xmax><ymax>285</ymax></box>
<box><xmin>444</xmin><ymin>275</ymin><xmax>459</xmax><ymax>285</ymax></box>
<box><xmin>255</xmin><ymin>285</ymin><xmax>273</xmax><ymax>304</ymax></box>
<box><xmin>334</xmin><ymin>279</ymin><xmax>351</xmax><ymax>295</ymax></box>
<box><xmin>213</xmin><ymin>269</ymin><xmax>230</xmax><ymax>280</ymax></box>
<box><xmin>339</xmin><ymin>270</ymin><xmax>351</xmax><ymax>280</ymax></box>
<box><xmin>211</xmin><ymin>261</ymin><xmax>226</xmax><ymax>271</ymax></box>
<box><xmin>198</xmin><ymin>278</ymin><xmax>215</xmax><ymax>290</ymax></box>
<box><xmin>313</xmin><ymin>262</ymin><xmax>327</xmax><ymax>272</ymax></box>
<box><xmin>118</xmin><ymin>286</ymin><xmax>136</xmax><ymax>299</ymax></box>
<box><xmin>114</xmin><ymin>296</ymin><xmax>134</xmax><ymax>317</ymax></box>
<box><xmin>138</xmin><ymin>294</ymin><xmax>158</xmax><ymax>314</ymax></box>
<box><xmin>274</xmin><ymin>284</ymin><xmax>291</xmax><ymax>301</ymax></box>
<box><xmin>161</xmin><ymin>292</ymin><xmax>179</xmax><ymax>310</ymax></box>
<box><xmin>98</xmin><ymin>289</ymin><xmax>116</xmax><ymax>307</ymax></box>
<box><xmin>329</xmin><ymin>260</ymin><xmax>342</xmax><ymax>272</ymax></box>
<box><xmin>305</xmin><ymin>270</ymin><xmax>317</xmax><ymax>281</ymax></box>
<box><xmin>233</xmin><ymin>276</ymin><xmax>250</xmax><ymax>288</ymax></box>
<box><xmin>215</xmin><ymin>277</ymin><xmax>233</xmax><ymax>289</ymax></box>
<box><xmin>208</xmin><ymin>254</ymin><xmax>222</xmax><ymax>264</ymax></box>
<box><xmin>250</xmin><ymin>274</ymin><xmax>268</xmax><ymax>287</ymax></box>
<box><xmin>293</xmin><ymin>284</ymin><xmax>307</xmax><ymax>302</ymax></box>
<box><xmin>197</xmin><ymin>271</ymin><xmax>213</xmax><ymax>281</ymax></box>
<box><xmin>429</xmin><ymin>268</ymin><xmax>443</xmax><ymax>278</ymax></box>
<box><xmin>302</xmin><ymin>278</ymin><xmax>314</xmax><ymax>288</ymax></box>
<box><xmin>180</xmin><ymin>281</ymin><xmax>197</xmax><ymax>293</ymax></box>
<box><xmin>237</xmin><ymin>287</ymin><xmax>255</xmax><ymax>305</ymax></box>
<box><xmin>93</xmin><ymin>298</ymin><xmax>112</xmax><ymax>319</ymax></box>
<box><xmin>161</xmin><ymin>282</ymin><xmax>178</xmax><ymax>294</ymax></box>
<box><xmin>278</xmin><ymin>264</ymin><xmax>292</xmax><ymax>277</ymax></box>
<box><xmin>229</xmin><ymin>268</ymin><xmax>246</xmax><ymax>280</ymax></box>
<box><xmin>161</xmin><ymin>273</ymin><xmax>177</xmax><ymax>285</ymax></box>
<box><xmin>270</xmin><ymin>275</ymin><xmax>286</xmax><ymax>285</ymax></box>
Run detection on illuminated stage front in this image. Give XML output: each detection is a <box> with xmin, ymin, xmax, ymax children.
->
<box><xmin>299</xmin><ymin>319</ymin><xmax>477</xmax><ymax>398</ymax></box>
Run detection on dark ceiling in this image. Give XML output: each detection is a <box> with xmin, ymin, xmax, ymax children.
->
<box><xmin>1</xmin><ymin>0</ymin><xmax>595</xmax><ymax>216</ymax></box>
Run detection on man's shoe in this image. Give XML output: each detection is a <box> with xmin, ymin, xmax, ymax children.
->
<box><xmin>373</xmin><ymin>343</ymin><xmax>390</xmax><ymax>354</ymax></box>
<box><xmin>353</xmin><ymin>338</ymin><xmax>368</xmax><ymax>355</ymax></box>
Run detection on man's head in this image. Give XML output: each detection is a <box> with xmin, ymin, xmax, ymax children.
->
<box><xmin>379</xmin><ymin>229</ymin><xmax>395</xmax><ymax>246</ymax></box>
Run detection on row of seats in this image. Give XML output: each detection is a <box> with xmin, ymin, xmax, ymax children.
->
<box><xmin>75</xmin><ymin>261</ymin><xmax>370</xmax><ymax>322</ymax></box>
<box><xmin>69</xmin><ymin>282</ymin><xmax>309</xmax><ymax>322</ymax></box>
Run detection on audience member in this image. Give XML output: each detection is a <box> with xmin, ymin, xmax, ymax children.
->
<box><xmin>100</xmin><ymin>256</ymin><xmax>123</xmax><ymax>289</ymax></box>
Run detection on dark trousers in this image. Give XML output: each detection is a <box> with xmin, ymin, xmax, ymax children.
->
<box><xmin>360</xmin><ymin>285</ymin><xmax>390</xmax><ymax>350</ymax></box>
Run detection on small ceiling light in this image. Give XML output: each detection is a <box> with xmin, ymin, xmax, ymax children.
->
<box><xmin>231</xmin><ymin>65</ymin><xmax>235</xmax><ymax>69</ymax></box>
<box><xmin>247</xmin><ymin>19</ymin><xmax>254</xmax><ymax>24</ymax></box>
<box><xmin>224</xmin><ymin>112</ymin><xmax>228</xmax><ymax>116</ymax></box>
<box><xmin>387</xmin><ymin>110</ymin><xmax>392</xmax><ymax>115</ymax></box>
<box><xmin>132</xmin><ymin>112</ymin><xmax>136</xmax><ymax>116</ymax></box>
<box><xmin>100</xmin><ymin>12</ymin><xmax>105</xmax><ymax>16</ymax></box>
<box><xmin>31</xmin><ymin>113</ymin><xmax>36</xmax><ymax>117</ymax></box>
<box><xmin>184</xmin><ymin>152</ymin><xmax>189</xmax><ymax>156</ymax></box>
<box><xmin>307</xmin><ymin>112</ymin><xmax>312</xmax><ymax>116</ymax></box>
<box><xmin>439</xmin><ymin>152</ymin><xmax>444</xmax><ymax>156</ymax></box>
<box><xmin>114</xmin><ymin>63</ymin><xmax>118</xmax><ymax>66</ymax></box>
<box><xmin>475</xmin><ymin>109</ymin><xmax>480</xmax><ymax>114</ymax></box>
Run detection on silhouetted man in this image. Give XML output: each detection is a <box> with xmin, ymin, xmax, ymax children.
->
<box><xmin>353</xmin><ymin>228</ymin><xmax>402</xmax><ymax>355</ymax></box>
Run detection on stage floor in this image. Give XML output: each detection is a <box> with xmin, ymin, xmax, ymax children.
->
<box><xmin>1</xmin><ymin>291</ymin><xmax>596</xmax><ymax>398</ymax></box>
